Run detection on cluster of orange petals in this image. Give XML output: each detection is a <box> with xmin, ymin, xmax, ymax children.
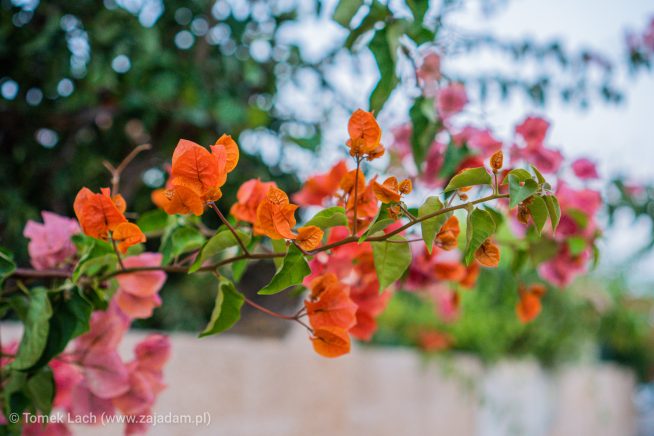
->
<box><xmin>74</xmin><ymin>187</ymin><xmax>145</xmax><ymax>253</ymax></box>
<box><xmin>346</xmin><ymin>109</ymin><xmax>385</xmax><ymax>160</ymax></box>
<box><xmin>231</xmin><ymin>179</ymin><xmax>278</xmax><ymax>223</ymax></box>
<box><xmin>246</xmin><ymin>186</ymin><xmax>324</xmax><ymax>250</ymax></box>
<box><xmin>159</xmin><ymin>136</ymin><xmax>239</xmax><ymax>216</ymax></box>
<box><xmin>516</xmin><ymin>283</ymin><xmax>547</xmax><ymax>323</ymax></box>
<box><xmin>305</xmin><ymin>273</ymin><xmax>358</xmax><ymax>358</ymax></box>
<box><xmin>372</xmin><ymin>176</ymin><xmax>412</xmax><ymax>204</ymax></box>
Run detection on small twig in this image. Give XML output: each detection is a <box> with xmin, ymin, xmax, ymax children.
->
<box><xmin>243</xmin><ymin>295</ymin><xmax>312</xmax><ymax>332</ymax></box>
<box><xmin>351</xmin><ymin>156</ymin><xmax>363</xmax><ymax>236</ymax></box>
<box><xmin>209</xmin><ymin>202</ymin><xmax>250</xmax><ymax>256</ymax></box>
<box><xmin>110</xmin><ymin>235</ymin><xmax>125</xmax><ymax>271</ymax></box>
<box><xmin>102</xmin><ymin>143</ymin><xmax>151</xmax><ymax>194</ymax></box>
<box><xmin>399</xmin><ymin>204</ymin><xmax>417</xmax><ymax>222</ymax></box>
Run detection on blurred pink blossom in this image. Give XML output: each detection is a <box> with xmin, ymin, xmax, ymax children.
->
<box><xmin>436</xmin><ymin>83</ymin><xmax>467</xmax><ymax>118</ymax></box>
<box><xmin>571</xmin><ymin>158</ymin><xmax>599</xmax><ymax>180</ymax></box>
<box><xmin>23</xmin><ymin>211</ymin><xmax>79</xmax><ymax>270</ymax></box>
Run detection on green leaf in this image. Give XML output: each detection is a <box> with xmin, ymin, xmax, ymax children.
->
<box><xmin>160</xmin><ymin>226</ymin><xmax>206</xmax><ymax>265</ymax></box>
<box><xmin>333</xmin><ymin>0</ymin><xmax>364</xmax><ymax>27</ymax></box>
<box><xmin>406</xmin><ymin>0</ymin><xmax>429</xmax><ymax>23</ymax></box>
<box><xmin>199</xmin><ymin>277</ymin><xmax>244</xmax><ymax>337</ymax></box>
<box><xmin>409</xmin><ymin>96</ymin><xmax>438</xmax><ymax>168</ymax></box>
<box><xmin>11</xmin><ymin>288</ymin><xmax>53</xmax><ymax>370</ymax></box>
<box><xmin>26</xmin><ymin>366</ymin><xmax>55</xmax><ymax>414</ymax></box>
<box><xmin>345</xmin><ymin>1</ymin><xmax>391</xmax><ymax>49</ymax></box>
<box><xmin>567</xmin><ymin>236</ymin><xmax>587</xmax><ymax>256</ymax></box>
<box><xmin>527</xmin><ymin>196</ymin><xmax>548</xmax><ymax>235</ymax></box>
<box><xmin>258</xmin><ymin>245</ymin><xmax>310</xmax><ymax>295</ymax></box>
<box><xmin>503</xmin><ymin>168</ymin><xmax>532</xmax><ymax>184</ymax></box>
<box><xmin>369</xmin><ymin>25</ymin><xmax>400</xmax><ymax>113</ymax></box>
<box><xmin>463</xmin><ymin>208</ymin><xmax>497</xmax><ymax>265</ymax></box>
<box><xmin>444</xmin><ymin>167</ymin><xmax>492</xmax><ymax>192</ymax></box>
<box><xmin>359</xmin><ymin>203</ymin><xmax>395</xmax><ymax>242</ymax></box>
<box><xmin>0</xmin><ymin>246</ymin><xmax>16</xmax><ymax>285</ymax></box>
<box><xmin>419</xmin><ymin>196</ymin><xmax>449</xmax><ymax>254</ymax></box>
<box><xmin>31</xmin><ymin>287</ymin><xmax>93</xmax><ymax>369</ymax></box>
<box><xmin>270</xmin><ymin>238</ymin><xmax>288</xmax><ymax>270</ymax></box>
<box><xmin>508</xmin><ymin>175</ymin><xmax>538</xmax><ymax>208</ymax></box>
<box><xmin>372</xmin><ymin>235</ymin><xmax>412</xmax><ymax>292</ymax></box>
<box><xmin>136</xmin><ymin>209</ymin><xmax>172</xmax><ymax>235</ymax></box>
<box><xmin>544</xmin><ymin>194</ymin><xmax>561</xmax><ymax>232</ymax></box>
<box><xmin>188</xmin><ymin>228</ymin><xmax>251</xmax><ymax>273</ymax></box>
<box><xmin>73</xmin><ymin>253</ymin><xmax>117</xmax><ymax>282</ymax></box>
<box><xmin>530</xmin><ymin>165</ymin><xmax>546</xmax><ymax>184</ymax></box>
<box><xmin>305</xmin><ymin>207</ymin><xmax>347</xmax><ymax>229</ymax></box>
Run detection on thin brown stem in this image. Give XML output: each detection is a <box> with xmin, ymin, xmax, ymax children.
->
<box><xmin>351</xmin><ymin>156</ymin><xmax>362</xmax><ymax>236</ymax></box>
<box><xmin>103</xmin><ymin>143</ymin><xmax>151</xmax><ymax>194</ymax></box>
<box><xmin>110</xmin><ymin>235</ymin><xmax>125</xmax><ymax>271</ymax></box>
<box><xmin>210</xmin><ymin>202</ymin><xmax>250</xmax><ymax>256</ymax></box>
<box><xmin>399</xmin><ymin>203</ymin><xmax>417</xmax><ymax>222</ymax></box>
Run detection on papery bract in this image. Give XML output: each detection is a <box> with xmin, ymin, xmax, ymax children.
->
<box><xmin>112</xmin><ymin>222</ymin><xmax>146</xmax><ymax>254</ymax></box>
<box><xmin>255</xmin><ymin>187</ymin><xmax>298</xmax><ymax>239</ymax></box>
<box><xmin>74</xmin><ymin>187</ymin><xmax>127</xmax><ymax>239</ymax></box>
<box><xmin>23</xmin><ymin>211</ymin><xmax>79</xmax><ymax>270</ymax></box>
<box><xmin>311</xmin><ymin>326</ymin><xmax>351</xmax><ymax>358</ymax></box>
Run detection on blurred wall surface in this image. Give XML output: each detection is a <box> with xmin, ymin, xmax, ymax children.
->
<box><xmin>1</xmin><ymin>324</ymin><xmax>637</xmax><ymax>436</ymax></box>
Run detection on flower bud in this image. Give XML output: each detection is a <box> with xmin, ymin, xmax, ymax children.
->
<box><xmin>490</xmin><ymin>150</ymin><xmax>503</xmax><ymax>172</ymax></box>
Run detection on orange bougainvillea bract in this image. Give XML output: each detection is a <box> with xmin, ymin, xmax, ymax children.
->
<box><xmin>305</xmin><ymin>273</ymin><xmax>357</xmax><ymax>331</ymax></box>
<box><xmin>346</xmin><ymin>109</ymin><xmax>384</xmax><ymax>160</ymax></box>
<box><xmin>475</xmin><ymin>239</ymin><xmax>501</xmax><ymax>267</ymax></box>
<box><xmin>163</xmin><ymin>137</ymin><xmax>239</xmax><ymax>216</ymax></box>
<box><xmin>295</xmin><ymin>226</ymin><xmax>324</xmax><ymax>251</ymax></box>
<box><xmin>255</xmin><ymin>187</ymin><xmax>298</xmax><ymax>240</ymax></box>
<box><xmin>516</xmin><ymin>284</ymin><xmax>547</xmax><ymax>323</ymax></box>
<box><xmin>311</xmin><ymin>326</ymin><xmax>351</xmax><ymax>358</ymax></box>
<box><xmin>74</xmin><ymin>187</ymin><xmax>128</xmax><ymax>239</ymax></box>
<box><xmin>230</xmin><ymin>178</ymin><xmax>278</xmax><ymax>224</ymax></box>
<box><xmin>112</xmin><ymin>222</ymin><xmax>146</xmax><ymax>254</ymax></box>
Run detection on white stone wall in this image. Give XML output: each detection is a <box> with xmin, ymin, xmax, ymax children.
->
<box><xmin>0</xmin><ymin>323</ymin><xmax>637</xmax><ymax>435</ymax></box>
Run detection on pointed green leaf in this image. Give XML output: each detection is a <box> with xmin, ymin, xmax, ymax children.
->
<box><xmin>136</xmin><ymin>209</ymin><xmax>173</xmax><ymax>235</ymax></box>
<box><xmin>333</xmin><ymin>0</ymin><xmax>364</xmax><ymax>27</ymax></box>
<box><xmin>26</xmin><ymin>366</ymin><xmax>55</xmax><ymax>414</ymax></box>
<box><xmin>406</xmin><ymin>0</ymin><xmax>429</xmax><ymax>23</ymax></box>
<box><xmin>409</xmin><ymin>96</ymin><xmax>438</xmax><ymax>168</ymax></box>
<box><xmin>160</xmin><ymin>226</ymin><xmax>206</xmax><ymax>265</ymax></box>
<box><xmin>11</xmin><ymin>288</ymin><xmax>53</xmax><ymax>370</ymax></box>
<box><xmin>463</xmin><ymin>208</ymin><xmax>497</xmax><ymax>265</ymax></box>
<box><xmin>369</xmin><ymin>26</ymin><xmax>399</xmax><ymax>113</ymax></box>
<box><xmin>199</xmin><ymin>277</ymin><xmax>244</xmax><ymax>337</ymax></box>
<box><xmin>259</xmin><ymin>245</ymin><xmax>310</xmax><ymax>295</ymax></box>
<box><xmin>508</xmin><ymin>175</ymin><xmax>538</xmax><ymax>208</ymax></box>
<box><xmin>419</xmin><ymin>196</ymin><xmax>449</xmax><ymax>254</ymax></box>
<box><xmin>305</xmin><ymin>207</ymin><xmax>347</xmax><ymax>229</ymax></box>
<box><xmin>530</xmin><ymin>165</ymin><xmax>546</xmax><ymax>184</ymax></box>
<box><xmin>271</xmin><ymin>238</ymin><xmax>288</xmax><ymax>270</ymax></box>
<box><xmin>188</xmin><ymin>228</ymin><xmax>251</xmax><ymax>273</ymax></box>
<box><xmin>372</xmin><ymin>235</ymin><xmax>412</xmax><ymax>292</ymax></box>
<box><xmin>527</xmin><ymin>196</ymin><xmax>548</xmax><ymax>235</ymax></box>
<box><xmin>502</xmin><ymin>168</ymin><xmax>532</xmax><ymax>184</ymax></box>
<box><xmin>444</xmin><ymin>167</ymin><xmax>492</xmax><ymax>192</ymax></box>
<box><xmin>544</xmin><ymin>194</ymin><xmax>561</xmax><ymax>232</ymax></box>
<box><xmin>31</xmin><ymin>287</ymin><xmax>92</xmax><ymax>370</ymax></box>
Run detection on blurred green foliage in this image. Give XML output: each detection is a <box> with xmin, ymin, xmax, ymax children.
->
<box><xmin>373</xmin><ymin>271</ymin><xmax>654</xmax><ymax>380</ymax></box>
